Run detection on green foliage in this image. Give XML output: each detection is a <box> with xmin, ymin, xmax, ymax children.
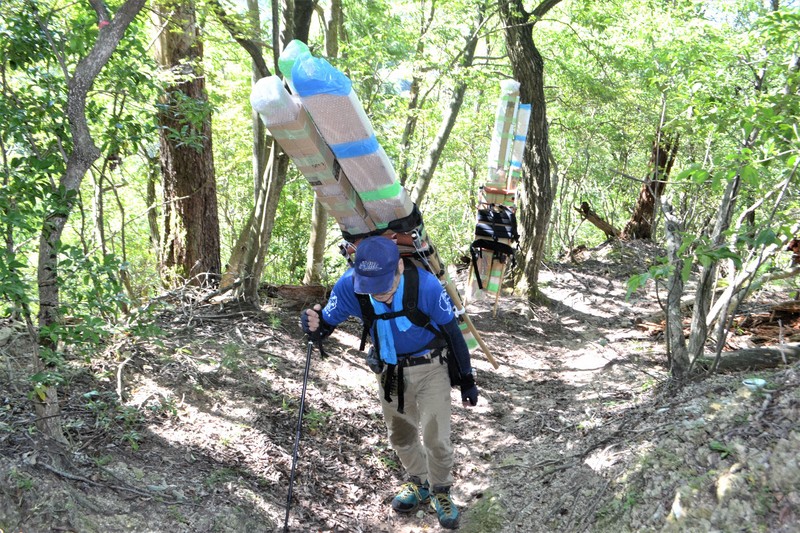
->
<box><xmin>265</xmin><ymin>176</ymin><xmax>314</xmax><ymax>284</ymax></box>
<box><xmin>204</xmin><ymin>467</ymin><xmax>239</xmax><ymax>487</ymax></box>
<box><xmin>9</xmin><ymin>468</ymin><xmax>34</xmax><ymax>491</ymax></box>
<box><xmin>709</xmin><ymin>440</ymin><xmax>734</xmax><ymax>459</ymax></box>
<box><xmin>81</xmin><ymin>390</ymin><xmax>145</xmax><ymax>450</ymax></box>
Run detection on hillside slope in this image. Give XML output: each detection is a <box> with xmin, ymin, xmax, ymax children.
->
<box><xmin>1</xmin><ymin>242</ymin><xmax>798</xmax><ymax>532</ymax></box>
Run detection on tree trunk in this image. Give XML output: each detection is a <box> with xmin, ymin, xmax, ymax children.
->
<box><xmin>622</xmin><ymin>132</ymin><xmax>679</xmax><ymax>240</ymax></box>
<box><xmin>324</xmin><ymin>0</ymin><xmax>342</xmax><ymax>58</ymax></box>
<box><xmin>143</xmin><ymin>145</ymin><xmax>162</xmax><ymax>273</ymax></box>
<box><xmin>292</xmin><ymin>0</ymin><xmax>316</xmax><ymax>42</ymax></box>
<box><xmin>214</xmin><ymin>0</ymin><xmax>315</xmax><ymax>300</ymax></box>
<box><xmin>35</xmin><ymin>0</ymin><xmax>146</xmax><ymax>443</ymax></box>
<box><xmin>303</xmin><ymin>198</ymin><xmax>327</xmax><ymax>284</ymax></box>
<box><xmin>246</xmin><ymin>150</ymin><xmax>290</xmax><ymax>300</ymax></box>
<box><xmin>663</xmin><ymin>200</ymin><xmax>691</xmax><ymax>380</ymax></box>
<box><xmin>410</xmin><ymin>7</ymin><xmax>482</xmax><ymax>206</ymax></box>
<box><xmin>91</xmin><ymin>170</ymin><xmax>107</xmax><ymax>255</ymax></box>
<box><xmin>397</xmin><ymin>4</ymin><xmax>434</xmax><ymax>187</ymax></box>
<box><xmin>154</xmin><ymin>1</ymin><xmax>221</xmax><ymax>288</ymax></box>
<box><xmin>499</xmin><ymin>0</ymin><xmax>560</xmax><ymax>302</ymax></box>
<box><xmin>303</xmin><ymin>0</ymin><xmax>333</xmax><ymax>285</ymax></box>
<box><xmin>687</xmin><ymin>153</ymin><xmax>746</xmax><ymax>369</ymax></box>
<box><xmin>398</xmin><ymin>76</ymin><xmax>421</xmax><ymax>187</ymax></box>
<box><xmin>575</xmin><ymin>201</ymin><xmax>620</xmax><ymax>240</ymax></box>
<box><xmin>247</xmin><ymin>0</ymin><xmax>268</xmax><ymax>198</ymax></box>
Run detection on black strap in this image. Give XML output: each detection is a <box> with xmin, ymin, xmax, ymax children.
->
<box><xmin>397</xmin><ymin>365</ymin><xmax>405</xmax><ymax>414</ymax></box>
<box><xmin>382</xmin><ymin>363</ymin><xmax>407</xmax><ymax>414</ymax></box>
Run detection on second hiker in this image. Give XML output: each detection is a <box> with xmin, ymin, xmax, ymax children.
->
<box><xmin>300</xmin><ymin>236</ymin><xmax>478</xmax><ymax>530</ymax></box>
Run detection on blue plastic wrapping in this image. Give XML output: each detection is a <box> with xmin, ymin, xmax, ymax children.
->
<box><xmin>292</xmin><ymin>55</ymin><xmax>352</xmax><ymax>97</ymax></box>
<box><xmin>330</xmin><ymin>135</ymin><xmax>379</xmax><ymax>159</ymax></box>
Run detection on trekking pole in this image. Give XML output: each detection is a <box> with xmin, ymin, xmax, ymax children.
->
<box><xmin>283</xmin><ymin>339</ymin><xmax>314</xmax><ymax>532</ymax></box>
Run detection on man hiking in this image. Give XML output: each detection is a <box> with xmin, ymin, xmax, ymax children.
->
<box><xmin>301</xmin><ymin>235</ymin><xmax>479</xmax><ymax>529</ymax></box>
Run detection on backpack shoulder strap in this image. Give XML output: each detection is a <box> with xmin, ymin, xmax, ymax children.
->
<box><xmin>356</xmin><ymin>293</ymin><xmax>374</xmax><ymax>351</ymax></box>
<box><xmin>400</xmin><ymin>265</ymin><xmax>443</xmax><ymax>339</ymax></box>
<box><xmin>355</xmin><ymin>262</ymin><xmax>443</xmax><ymax>353</ymax></box>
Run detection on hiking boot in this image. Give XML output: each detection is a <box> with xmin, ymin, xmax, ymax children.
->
<box><xmin>430</xmin><ymin>486</ymin><xmax>459</xmax><ymax>529</ymax></box>
<box><xmin>391</xmin><ymin>477</ymin><xmax>430</xmax><ymax>513</ymax></box>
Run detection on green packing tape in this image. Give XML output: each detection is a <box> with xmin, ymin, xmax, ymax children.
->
<box><xmin>359</xmin><ymin>182</ymin><xmax>403</xmax><ymax>202</ymax></box>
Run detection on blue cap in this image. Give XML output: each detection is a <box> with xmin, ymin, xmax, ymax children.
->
<box><xmin>353</xmin><ymin>237</ymin><xmax>399</xmax><ymax>294</ymax></box>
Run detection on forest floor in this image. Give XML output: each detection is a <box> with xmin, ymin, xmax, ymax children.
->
<box><xmin>1</xmin><ymin>240</ymin><xmax>800</xmax><ymax>533</ymax></box>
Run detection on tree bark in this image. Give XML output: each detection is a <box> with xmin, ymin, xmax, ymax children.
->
<box><xmin>36</xmin><ymin>0</ymin><xmax>146</xmax><ymax>443</ymax></box>
<box><xmin>154</xmin><ymin>1</ymin><xmax>221</xmax><ymax>288</ymax></box>
<box><xmin>324</xmin><ymin>0</ymin><xmax>342</xmax><ymax>58</ymax></box>
<box><xmin>292</xmin><ymin>0</ymin><xmax>316</xmax><ymax>42</ymax></box>
<box><xmin>303</xmin><ymin>198</ymin><xmax>327</xmax><ymax>284</ymax></box>
<box><xmin>622</xmin><ymin>132</ymin><xmax>679</xmax><ymax>240</ymax></box>
<box><xmin>303</xmin><ymin>0</ymin><xmax>333</xmax><ymax>285</ymax></box>
<box><xmin>575</xmin><ymin>201</ymin><xmax>620</xmax><ymax>240</ymax></box>
<box><xmin>246</xmin><ymin>0</ymin><xmax>268</xmax><ymax>196</ymax></box>
<box><xmin>216</xmin><ymin>1</ymin><xmax>313</xmax><ymax>299</ymax></box>
<box><xmin>663</xmin><ymin>200</ymin><xmax>691</xmax><ymax>380</ymax></box>
<box><xmin>142</xmin><ymin>146</ymin><xmax>162</xmax><ymax>274</ymax></box>
<box><xmin>498</xmin><ymin>0</ymin><xmax>560</xmax><ymax>302</ymax></box>
<box><xmin>398</xmin><ymin>3</ymin><xmax>434</xmax><ymax>187</ymax></box>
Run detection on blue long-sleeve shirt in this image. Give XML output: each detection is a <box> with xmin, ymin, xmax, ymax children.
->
<box><xmin>321</xmin><ymin>266</ymin><xmax>473</xmax><ymax>376</ymax></box>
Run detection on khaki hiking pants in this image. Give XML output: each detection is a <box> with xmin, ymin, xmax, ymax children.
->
<box><xmin>377</xmin><ymin>354</ymin><xmax>453</xmax><ymax>489</ymax></box>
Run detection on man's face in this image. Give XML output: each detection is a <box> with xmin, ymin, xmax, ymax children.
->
<box><xmin>370</xmin><ymin>269</ymin><xmax>401</xmax><ymax>303</ymax></box>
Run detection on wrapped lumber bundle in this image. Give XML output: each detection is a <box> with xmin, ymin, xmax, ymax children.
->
<box><xmin>466</xmin><ymin>81</ymin><xmax>524</xmax><ymax>312</ymax></box>
<box><xmin>290</xmin><ymin>52</ymin><xmax>414</xmax><ymax>228</ymax></box>
<box><xmin>252</xmin><ymin>41</ymin><xmax>496</xmax><ymax>366</ymax></box>
<box><xmin>507</xmin><ymin>103</ymin><xmax>531</xmax><ymax>191</ymax></box>
<box><xmin>486</xmin><ymin>80</ymin><xmax>520</xmax><ymax>186</ymax></box>
<box><xmin>249</xmin><ymin>75</ymin><xmax>375</xmax><ymax>236</ymax></box>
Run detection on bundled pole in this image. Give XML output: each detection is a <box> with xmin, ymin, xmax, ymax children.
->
<box><xmin>466</xmin><ymin>81</ymin><xmax>526</xmax><ymax>315</ymax></box>
<box><xmin>283</xmin><ymin>340</ymin><xmax>314</xmax><ymax>532</ymax></box>
<box><xmin>290</xmin><ymin>53</ymin><xmax>414</xmax><ymax>227</ymax></box>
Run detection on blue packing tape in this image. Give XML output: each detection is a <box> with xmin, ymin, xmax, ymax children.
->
<box><xmin>330</xmin><ymin>135</ymin><xmax>379</xmax><ymax>159</ymax></box>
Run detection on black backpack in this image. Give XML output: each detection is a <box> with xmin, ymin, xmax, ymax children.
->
<box><xmin>470</xmin><ymin>206</ymin><xmax>519</xmax><ymax>290</ymax></box>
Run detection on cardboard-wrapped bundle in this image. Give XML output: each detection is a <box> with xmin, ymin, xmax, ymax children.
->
<box><xmin>486</xmin><ymin>80</ymin><xmax>520</xmax><ymax>185</ymax></box>
<box><xmin>250</xmin><ymin>75</ymin><xmax>376</xmax><ymax>236</ymax></box>
<box><xmin>291</xmin><ymin>53</ymin><xmax>414</xmax><ymax>227</ymax></box>
<box><xmin>254</xmin><ymin>41</ymin><xmax>496</xmax><ymax>367</ymax></box>
<box><xmin>507</xmin><ymin>103</ymin><xmax>531</xmax><ymax>190</ymax></box>
<box><xmin>467</xmin><ymin>81</ymin><xmax>523</xmax><ymax>310</ymax></box>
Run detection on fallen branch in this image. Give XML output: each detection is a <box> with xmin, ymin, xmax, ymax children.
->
<box><xmin>39</xmin><ymin>461</ymin><xmax>186</xmax><ymax>503</ymax></box>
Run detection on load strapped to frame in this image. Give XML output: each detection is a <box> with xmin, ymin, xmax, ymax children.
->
<box><xmin>466</xmin><ymin>80</ymin><xmax>529</xmax><ymax>316</ymax></box>
<box><xmin>250</xmin><ymin>40</ymin><xmax>498</xmax><ymax>369</ymax></box>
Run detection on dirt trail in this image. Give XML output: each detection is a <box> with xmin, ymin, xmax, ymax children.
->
<box><xmin>1</xmin><ymin>244</ymin><xmax>798</xmax><ymax>532</ymax></box>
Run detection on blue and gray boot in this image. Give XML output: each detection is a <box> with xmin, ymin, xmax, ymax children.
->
<box><xmin>430</xmin><ymin>485</ymin><xmax>459</xmax><ymax>529</ymax></box>
<box><xmin>391</xmin><ymin>476</ymin><xmax>430</xmax><ymax>513</ymax></box>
